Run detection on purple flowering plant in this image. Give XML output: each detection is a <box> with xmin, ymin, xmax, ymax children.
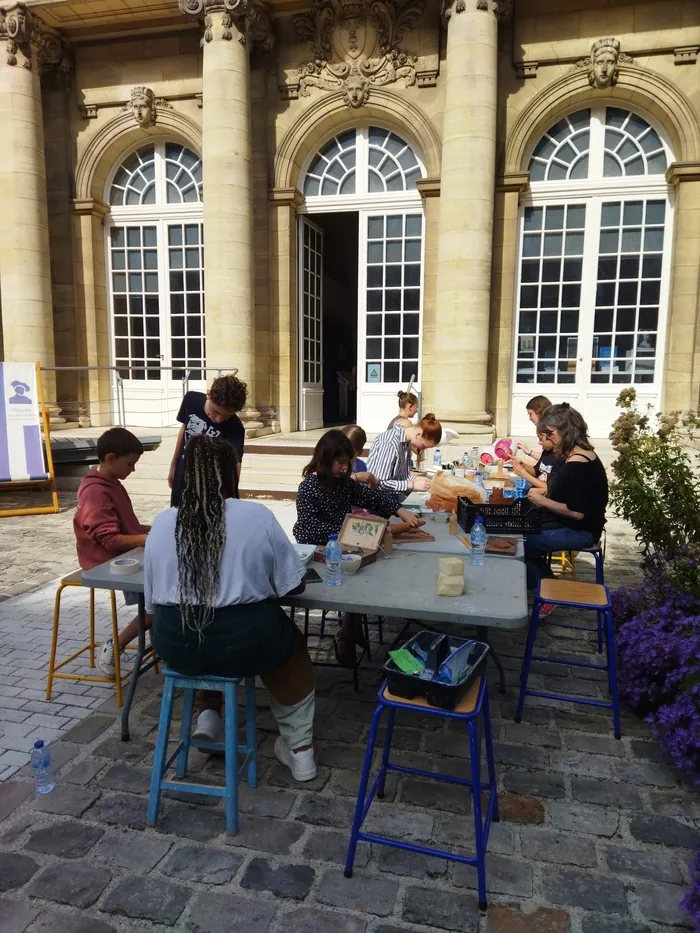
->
<box><xmin>610</xmin><ymin>392</ymin><xmax>700</xmax><ymax>923</ymax></box>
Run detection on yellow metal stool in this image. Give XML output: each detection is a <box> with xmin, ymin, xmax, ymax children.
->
<box><xmin>46</xmin><ymin>570</ymin><xmax>129</xmax><ymax>707</ymax></box>
<box><xmin>550</xmin><ymin>551</ymin><xmax>577</xmax><ymax>579</ymax></box>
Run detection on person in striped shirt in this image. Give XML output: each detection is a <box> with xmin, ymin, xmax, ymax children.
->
<box><xmin>367</xmin><ymin>413</ymin><xmax>442</xmax><ymax>497</ymax></box>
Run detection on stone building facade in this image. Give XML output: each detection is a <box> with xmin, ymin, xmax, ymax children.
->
<box><xmin>0</xmin><ymin>0</ymin><xmax>698</xmax><ymax>437</ymax></box>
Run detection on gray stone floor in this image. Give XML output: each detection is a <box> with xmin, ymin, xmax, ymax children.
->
<box><xmin>0</xmin><ymin>499</ymin><xmax>697</xmax><ymax>932</ymax></box>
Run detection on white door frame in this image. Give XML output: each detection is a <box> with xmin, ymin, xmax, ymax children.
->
<box><xmin>297</xmin><ymin>215</ymin><xmax>324</xmax><ymax>430</ymax></box>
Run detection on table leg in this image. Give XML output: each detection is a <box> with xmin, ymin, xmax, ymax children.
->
<box><xmin>476</xmin><ymin>626</ymin><xmax>506</xmax><ymax>695</ymax></box>
<box><xmin>121</xmin><ymin>594</ymin><xmax>146</xmax><ymax>741</ymax></box>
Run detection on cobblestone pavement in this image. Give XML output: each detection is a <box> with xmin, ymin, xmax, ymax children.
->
<box><xmin>0</xmin><ymin>501</ymin><xmax>697</xmax><ymax>932</ymax></box>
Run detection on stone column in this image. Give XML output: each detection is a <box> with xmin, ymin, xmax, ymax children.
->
<box><xmin>663</xmin><ymin>163</ymin><xmax>700</xmax><ymax>413</ymax></box>
<box><xmin>0</xmin><ymin>5</ymin><xmax>61</xmax><ymax>419</ymax></box>
<box><xmin>433</xmin><ymin>0</ymin><xmax>505</xmax><ymax>431</ymax></box>
<box><xmin>180</xmin><ymin>0</ymin><xmax>268</xmax><ymax>430</ymax></box>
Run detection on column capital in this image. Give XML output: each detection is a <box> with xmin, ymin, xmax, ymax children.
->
<box><xmin>268</xmin><ymin>187</ymin><xmax>305</xmax><ymax>209</ymax></box>
<box><xmin>440</xmin><ymin>0</ymin><xmax>512</xmax><ymax>27</ymax></box>
<box><xmin>179</xmin><ymin>0</ymin><xmax>273</xmax><ymax>49</ymax></box>
<box><xmin>0</xmin><ymin>4</ymin><xmax>71</xmax><ymax>73</ymax></box>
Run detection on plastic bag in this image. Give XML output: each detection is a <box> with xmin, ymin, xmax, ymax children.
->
<box><xmin>426</xmin><ymin>471</ymin><xmax>487</xmax><ymax>513</ymax></box>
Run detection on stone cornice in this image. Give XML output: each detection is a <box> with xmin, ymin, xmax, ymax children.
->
<box><xmin>72</xmin><ymin>198</ymin><xmax>110</xmax><ymax>218</ymax></box>
<box><xmin>268</xmin><ymin>187</ymin><xmax>305</xmax><ymax>209</ymax></box>
<box><xmin>417</xmin><ymin>178</ymin><xmax>440</xmax><ymax>198</ymax></box>
<box><xmin>496</xmin><ymin>171</ymin><xmax>529</xmax><ymax>194</ymax></box>
<box><xmin>665</xmin><ymin>161</ymin><xmax>700</xmax><ymax>187</ymax></box>
<box><xmin>179</xmin><ymin>0</ymin><xmax>273</xmax><ymax>50</ymax></box>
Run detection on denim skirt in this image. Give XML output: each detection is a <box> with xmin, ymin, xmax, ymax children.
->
<box><xmin>152</xmin><ymin>600</ymin><xmax>296</xmax><ymax>678</ymax></box>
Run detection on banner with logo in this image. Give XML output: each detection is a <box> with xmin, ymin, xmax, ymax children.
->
<box><xmin>0</xmin><ymin>362</ymin><xmax>49</xmax><ymax>483</ymax></box>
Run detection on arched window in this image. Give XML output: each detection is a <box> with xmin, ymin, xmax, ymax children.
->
<box><xmin>513</xmin><ymin>104</ymin><xmax>672</xmax><ymax>436</ymax></box>
<box><xmin>107</xmin><ymin>142</ymin><xmax>205</xmax><ymax>403</ymax></box>
<box><xmin>303</xmin><ymin>126</ymin><xmax>423</xmax><ymax>198</ymax></box>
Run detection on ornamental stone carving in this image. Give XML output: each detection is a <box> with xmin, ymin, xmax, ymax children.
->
<box><xmin>440</xmin><ymin>0</ymin><xmax>513</xmax><ymax>26</ymax></box>
<box><xmin>0</xmin><ymin>4</ymin><xmax>71</xmax><ymax>72</ymax></box>
<box><xmin>574</xmin><ymin>38</ymin><xmax>633</xmax><ymax>89</ymax></box>
<box><xmin>179</xmin><ymin>0</ymin><xmax>272</xmax><ymax>50</ymax></box>
<box><xmin>122</xmin><ymin>86</ymin><xmax>173</xmax><ymax>128</ymax></box>
<box><xmin>291</xmin><ymin>0</ymin><xmax>424</xmax><ymax>108</ymax></box>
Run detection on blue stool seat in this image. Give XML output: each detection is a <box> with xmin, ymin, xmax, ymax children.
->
<box><xmin>345</xmin><ymin>676</ymin><xmax>498</xmax><ymax>911</ymax></box>
<box><xmin>515</xmin><ymin>579</ymin><xmax>621</xmax><ymax>738</ymax></box>
<box><xmin>146</xmin><ymin>669</ymin><xmax>258</xmax><ymax>834</ymax></box>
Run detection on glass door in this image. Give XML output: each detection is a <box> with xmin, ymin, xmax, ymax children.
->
<box><xmin>298</xmin><ymin>216</ymin><xmax>324</xmax><ymax>430</ymax></box>
<box><xmin>357</xmin><ymin>210</ymin><xmax>423</xmax><ymax>432</ymax></box>
<box><xmin>108</xmin><ymin>219</ymin><xmax>206</xmax><ymax>427</ymax></box>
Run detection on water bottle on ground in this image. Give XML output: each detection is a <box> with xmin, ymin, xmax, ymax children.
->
<box><xmin>31</xmin><ymin>740</ymin><xmax>55</xmax><ymax>795</ymax></box>
<box><xmin>434</xmin><ymin>448</ymin><xmax>442</xmax><ymax>469</ymax></box>
<box><xmin>470</xmin><ymin>516</ymin><xmax>487</xmax><ymax>567</ymax></box>
<box><xmin>325</xmin><ymin>534</ymin><xmax>342</xmax><ymax>587</ymax></box>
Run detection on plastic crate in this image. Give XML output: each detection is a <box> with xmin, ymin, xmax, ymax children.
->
<box><xmin>457</xmin><ymin>496</ymin><xmax>542</xmax><ymax>536</ymax></box>
<box><xmin>383</xmin><ymin>631</ymin><xmax>489</xmax><ymax>711</ymax></box>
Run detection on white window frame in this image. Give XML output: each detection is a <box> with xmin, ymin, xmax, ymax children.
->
<box><xmin>299</xmin><ymin>125</ymin><xmax>425</xmax><ymax>215</ymax></box>
<box><xmin>105</xmin><ymin>141</ymin><xmax>204</xmax><ymax>402</ymax></box>
<box><xmin>512</xmin><ymin>103</ymin><xmax>675</xmax><ymax>432</ymax></box>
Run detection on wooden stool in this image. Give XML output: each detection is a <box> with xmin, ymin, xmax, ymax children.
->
<box><xmin>46</xmin><ymin>570</ymin><xmax>127</xmax><ymax>707</ymax></box>
<box><xmin>516</xmin><ymin>578</ymin><xmax>621</xmax><ymax>738</ymax></box>
<box><xmin>345</xmin><ymin>676</ymin><xmax>498</xmax><ymax>911</ymax></box>
<box><xmin>147</xmin><ymin>669</ymin><xmax>258</xmax><ymax>835</ymax></box>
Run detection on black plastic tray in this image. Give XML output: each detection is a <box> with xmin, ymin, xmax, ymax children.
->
<box><xmin>457</xmin><ymin>496</ymin><xmax>542</xmax><ymax>536</ymax></box>
<box><xmin>383</xmin><ymin>631</ymin><xmax>489</xmax><ymax>711</ymax></box>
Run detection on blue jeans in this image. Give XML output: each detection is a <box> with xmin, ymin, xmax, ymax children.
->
<box><xmin>524</xmin><ymin>528</ymin><xmax>595</xmax><ymax>590</ymax></box>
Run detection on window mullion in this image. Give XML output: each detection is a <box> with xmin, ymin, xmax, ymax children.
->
<box><xmin>577</xmin><ymin>196</ymin><xmax>602</xmax><ymax>396</ymax></box>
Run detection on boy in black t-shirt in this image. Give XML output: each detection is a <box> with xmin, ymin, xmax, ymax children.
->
<box><xmin>169</xmin><ymin>374</ymin><xmax>247</xmax><ymax>506</ymax></box>
<box><xmin>508</xmin><ymin>430</ymin><xmax>558</xmax><ymax>492</ymax></box>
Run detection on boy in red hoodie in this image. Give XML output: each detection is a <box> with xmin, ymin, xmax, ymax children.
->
<box><xmin>74</xmin><ymin>428</ymin><xmax>151</xmax><ymax>678</ymax></box>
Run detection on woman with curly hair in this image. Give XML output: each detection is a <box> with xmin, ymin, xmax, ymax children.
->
<box><xmin>146</xmin><ymin>435</ymin><xmax>318</xmax><ymax>782</ymax></box>
<box><xmin>168</xmin><ymin>373</ymin><xmax>248</xmax><ymax>507</ymax></box>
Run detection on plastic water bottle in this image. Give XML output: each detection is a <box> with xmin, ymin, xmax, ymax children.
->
<box><xmin>470</xmin><ymin>446</ymin><xmax>480</xmax><ymax>470</ymax></box>
<box><xmin>470</xmin><ymin>516</ymin><xmax>487</xmax><ymax>567</ymax></box>
<box><xmin>31</xmin><ymin>741</ymin><xmax>55</xmax><ymax>794</ymax></box>
<box><xmin>461</xmin><ymin>451</ymin><xmax>470</xmax><ymax>468</ymax></box>
<box><xmin>325</xmin><ymin>534</ymin><xmax>342</xmax><ymax>587</ymax></box>
<box><xmin>434</xmin><ymin>448</ymin><xmax>442</xmax><ymax>469</ymax></box>
<box><xmin>514</xmin><ymin>476</ymin><xmax>527</xmax><ymax>499</ymax></box>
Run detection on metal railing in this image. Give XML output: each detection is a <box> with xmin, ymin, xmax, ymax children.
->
<box><xmin>41</xmin><ymin>365</ymin><xmax>237</xmax><ymax>429</ymax></box>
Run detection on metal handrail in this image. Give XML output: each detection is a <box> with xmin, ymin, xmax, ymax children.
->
<box><xmin>40</xmin><ymin>365</ymin><xmax>238</xmax><ymax>428</ymax></box>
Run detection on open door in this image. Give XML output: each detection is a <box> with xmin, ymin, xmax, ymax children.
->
<box><xmin>298</xmin><ymin>216</ymin><xmax>324</xmax><ymax>430</ymax></box>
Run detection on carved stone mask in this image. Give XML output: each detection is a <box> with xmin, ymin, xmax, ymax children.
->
<box><xmin>344</xmin><ymin>73</ymin><xmax>369</xmax><ymax>108</ymax></box>
<box><xmin>589</xmin><ymin>38</ymin><xmax>620</xmax><ymax>89</ymax></box>
<box><xmin>130</xmin><ymin>87</ymin><xmax>155</xmax><ymax>128</ymax></box>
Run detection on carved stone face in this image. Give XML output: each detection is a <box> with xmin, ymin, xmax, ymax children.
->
<box><xmin>592</xmin><ymin>48</ymin><xmax>617</xmax><ymax>88</ymax></box>
<box><xmin>132</xmin><ymin>94</ymin><xmax>154</xmax><ymax>128</ymax></box>
<box><xmin>344</xmin><ymin>74</ymin><xmax>368</xmax><ymax>108</ymax></box>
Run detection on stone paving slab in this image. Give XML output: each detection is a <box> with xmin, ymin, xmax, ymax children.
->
<box><xmin>0</xmin><ymin>494</ymin><xmax>697</xmax><ymax>931</ymax></box>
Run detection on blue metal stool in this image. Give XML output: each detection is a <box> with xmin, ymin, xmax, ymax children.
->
<box><xmin>345</xmin><ymin>676</ymin><xmax>498</xmax><ymax>911</ymax></box>
<box><xmin>515</xmin><ymin>579</ymin><xmax>621</xmax><ymax>738</ymax></box>
<box><xmin>146</xmin><ymin>669</ymin><xmax>258</xmax><ymax>834</ymax></box>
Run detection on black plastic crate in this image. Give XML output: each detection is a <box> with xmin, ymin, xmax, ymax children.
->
<box><xmin>383</xmin><ymin>631</ymin><xmax>489</xmax><ymax>711</ymax></box>
<box><xmin>457</xmin><ymin>496</ymin><xmax>542</xmax><ymax>536</ymax></box>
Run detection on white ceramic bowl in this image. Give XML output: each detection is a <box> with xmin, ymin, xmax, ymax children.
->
<box><xmin>294</xmin><ymin>544</ymin><xmax>315</xmax><ymax>565</ymax></box>
<box><xmin>340</xmin><ymin>553</ymin><xmax>362</xmax><ymax>575</ymax></box>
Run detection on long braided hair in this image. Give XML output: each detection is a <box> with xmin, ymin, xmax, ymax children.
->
<box><xmin>175</xmin><ymin>434</ymin><xmax>239</xmax><ymax>636</ymax></box>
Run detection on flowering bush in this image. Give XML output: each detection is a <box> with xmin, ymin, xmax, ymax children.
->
<box><xmin>611</xmin><ymin>392</ymin><xmax>700</xmax><ymax>922</ymax></box>
<box><xmin>681</xmin><ymin>848</ymin><xmax>700</xmax><ymax>927</ymax></box>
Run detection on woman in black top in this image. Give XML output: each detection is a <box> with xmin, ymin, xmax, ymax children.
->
<box><xmin>294</xmin><ymin>430</ymin><xmax>419</xmax><ymax>664</ymax></box>
<box><xmin>523</xmin><ymin>404</ymin><xmax>608</xmax><ymax>592</ymax></box>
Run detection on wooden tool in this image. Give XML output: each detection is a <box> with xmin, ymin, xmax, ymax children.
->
<box><xmin>392</xmin><ymin>529</ymin><xmax>436</xmax><ymax>544</ymax></box>
<box><xmin>457</xmin><ymin>533</ymin><xmax>472</xmax><ymax>550</ymax></box>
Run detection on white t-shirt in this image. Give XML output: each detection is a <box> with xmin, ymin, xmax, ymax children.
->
<box><xmin>144</xmin><ymin>499</ymin><xmax>305</xmax><ymax>614</ymax></box>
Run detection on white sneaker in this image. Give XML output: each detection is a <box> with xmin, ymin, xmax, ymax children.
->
<box><xmin>192</xmin><ymin>709</ymin><xmax>223</xmax><ymax>743</ymax></box>
<box><xmin>274</xmin><ymin>736</ymin><xmax>317</xmax><ymax>782</ymax></box>
<box><xmin>97</xmin><ymin>639</ymin><xmax>130</xmax><ymax>680</ymax></box>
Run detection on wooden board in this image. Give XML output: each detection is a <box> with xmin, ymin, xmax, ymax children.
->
<box><xmin>485</xmin><ymin>535</ymin><xmax>518</xmax><ymax>556</ymax></box>
<box><xmin>391</xmin><ymin>530</ymin><xmax>436</xmax><ymax>544</ymax></box>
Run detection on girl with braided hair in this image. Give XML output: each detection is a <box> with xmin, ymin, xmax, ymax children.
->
<box><xmin>146</xmin><ymin>435</ymin><xmax>317</xmax><ymax>782</ymax></box>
